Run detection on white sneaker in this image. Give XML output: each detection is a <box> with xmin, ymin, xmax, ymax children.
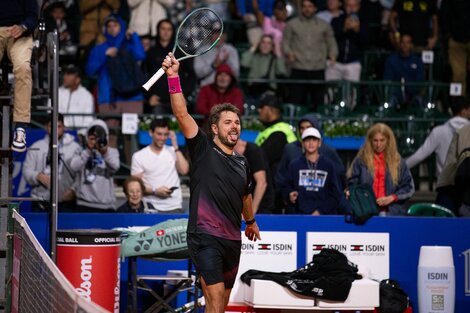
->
<box><xmin>11</xmin><ymin>127</ymin><xmax>27</xmax><ymax>152</ymax></box>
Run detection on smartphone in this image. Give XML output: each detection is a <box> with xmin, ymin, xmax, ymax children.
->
<box><xmin>169</xmin><ymin>186</ymin><xmax>179</xmax><ymax>192</ymax></box>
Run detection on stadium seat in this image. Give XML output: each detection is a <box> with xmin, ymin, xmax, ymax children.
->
<box><xmin>407</xmin><ymin>203</ymin><xmax>456</xmax><ymax>217</ymax></box>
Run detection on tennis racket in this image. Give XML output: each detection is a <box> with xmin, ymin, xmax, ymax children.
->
<box><xmin>142</xmin><ymin>8</ymin><xmax>224</xmax><ymax>91</ymax></box>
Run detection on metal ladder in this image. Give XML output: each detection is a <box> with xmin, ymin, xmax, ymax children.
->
<box><xmin>0</xmin><ymin>31</ymin><xmax>60</xmax><ymax>311</ymax></box>
<box><xmin>0</xmin><ymin>51</ymin><xmax>12</xmax><ymax>312</ymax></box>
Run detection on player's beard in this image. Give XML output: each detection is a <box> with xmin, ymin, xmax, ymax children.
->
<box><xmin>218</xmin><ymin>131</ymin><xmax>238</xmax><ymax>148</ymax></box>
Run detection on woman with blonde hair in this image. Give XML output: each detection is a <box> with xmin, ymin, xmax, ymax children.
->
<box><xmin>347</xmin><ymin>123</ymin><xmax>415</xmax><ymax>215</ymax></box>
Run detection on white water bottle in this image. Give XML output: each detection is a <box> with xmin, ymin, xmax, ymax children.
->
<box><xmin>418</xmin><ymin>246</ymin><xmax>455</xmax><ymax>313</ymax></box>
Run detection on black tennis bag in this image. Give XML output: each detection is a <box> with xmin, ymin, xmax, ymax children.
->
<box><xmin>240</xmin><ymin>248</ymin><xmax>362</xmax><ymax>301</ymax></box>
<box><xmin>379</xmin><ymin>279</ymin><xmax>410</xmax><ymax>313</ymax></box>
<box><xmin>346</xmin><ymin>184</ymin><xmax>379</xmax><ymax>225</ymax></box>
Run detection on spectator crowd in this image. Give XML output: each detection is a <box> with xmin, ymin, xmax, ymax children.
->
<box><xmin>5</xmin><ymin>0</ymin><xmax>470</xmax><ymax>217</ymax></box>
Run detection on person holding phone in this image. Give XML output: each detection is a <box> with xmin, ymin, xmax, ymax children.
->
<box><xmin>131</xmin><ymin>118</ymin><xmax>190</xmax><ymax>213</ymax></box>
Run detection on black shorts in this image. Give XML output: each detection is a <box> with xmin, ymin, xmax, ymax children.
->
<box><xmin>187</xmin><ymin>232</ymin><xmax>241</xmax><ymax>288</ymax></box>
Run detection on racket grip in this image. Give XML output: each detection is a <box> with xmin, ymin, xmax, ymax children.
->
<box><xmin>142</xmin><ymin>67</ymin><xmax>165</xmax><ymax>91</ymax></box>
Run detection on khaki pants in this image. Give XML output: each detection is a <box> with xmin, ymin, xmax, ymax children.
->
<box><xmin>0</xmin><ymin>27</ymin><xmax>33</xmax><ymax>123</ymax></box>
<box><xmin>449</xmin><ymin>37</ymin><xmax>470</xmax><ymax>96</ymax></box>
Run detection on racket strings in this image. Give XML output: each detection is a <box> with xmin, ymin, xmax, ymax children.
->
<box><xmin>177</xmin><ymin>9</ymin><xmax>223</xmax><ymax>56</ymax></box>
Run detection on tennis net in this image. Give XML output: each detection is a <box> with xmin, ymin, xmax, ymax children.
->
<box><xmin>10</xmin><ymin>210</ymin><xmax>108</xmax><ymax>313</ymax></box>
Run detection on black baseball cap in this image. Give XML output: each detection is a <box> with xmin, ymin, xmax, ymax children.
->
<box><xmin>258</xmin><ymin>92</ymin><xmax>282</xmax><ymax>110</ymax></box>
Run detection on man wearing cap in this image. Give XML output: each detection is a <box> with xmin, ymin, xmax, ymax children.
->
<box><xmin>276</xmin><ymin>113</ymin><xmax>345</xmax><ymax>190</ymax></box>
<box><xmin>57</xmin><ymin>65</ymin><xmax>95</xmax><ymax>143</ymax></box>
<box><xmin>255</xmin><ymin>92</ymin><xmax>297</xmax><ymax>212</ymax></box>
<box><xmin>282</xmin><ymin>127</ymin><xmax>348</xmax><ymax>215</ymax></box>
<box><xmin>255</xmin><ymin>92</ymin><xmax>297</xmax><ymax>161</ymax></box>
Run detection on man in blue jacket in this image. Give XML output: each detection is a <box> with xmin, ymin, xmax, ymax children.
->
<box><xmin>86</xmin><ymin>14</ymin><xmax>145</xmax><ymax>164</ymax></box>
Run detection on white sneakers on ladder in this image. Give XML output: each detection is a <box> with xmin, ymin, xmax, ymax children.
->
<box><xmin>11</xmin><ymin>127</ymin><xmax>26</xmax><ymax>152</ymax></box>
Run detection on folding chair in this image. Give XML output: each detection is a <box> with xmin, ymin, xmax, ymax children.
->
<box><xmin>128</xmin><ymin>255</ymin><xmax>199</xmax><ymax>313</ymax></box>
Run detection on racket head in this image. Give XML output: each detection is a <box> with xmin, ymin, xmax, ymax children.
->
<box><xmin>175</xmin><ymin>7</ymin><xmax>224</xmax><ymax>58</ymax></box>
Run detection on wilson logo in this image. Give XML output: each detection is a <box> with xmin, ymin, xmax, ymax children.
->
<box><xmin>76</xmin><ymin>257</ymin><xmax>92</xmax><ymax>301</ymax></box>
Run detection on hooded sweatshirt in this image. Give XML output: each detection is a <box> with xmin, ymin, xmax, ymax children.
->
<box><xmin>23</xmin><ymin>132</ymin><xmax>82</xmax><ymax>202</ymax></box>
<box><xmin>282</xmin><ymin>155</ymin><xmax>345</xmax><ymax>215</ymax></box>
<box><xmin>85</xmin><ymin>15</ymin><xmax>146</xmax><ymax>105</ymax></box>
<box><xmin>406</xmin><ymin>116</ymin><xmax>470</xmax><ymax>176</ymax></box>
<box><xmin>70</xmin><ymin>120</ymin><xmax>120</xmax><ymax>210</ymax></box>
<box><xmin>195</xmin><ymin>63</ymin><xmax>244</xmax><ymax>117</ymax></box>
<box><xmin>275</xmin><ymin>114</ymin><xmax>346</xmax><ymax>189</ymax></box>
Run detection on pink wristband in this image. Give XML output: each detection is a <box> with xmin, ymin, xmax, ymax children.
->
<box><xmin>168</xmin><ymin>76</ymin><xmax>182</xmax><ymax>94</ymax></box>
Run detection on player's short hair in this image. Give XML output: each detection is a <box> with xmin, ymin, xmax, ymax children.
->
<box><xmin>208</xmin><ymin>103</ymin><xmax>241</xmax><ymax>128</ymax></box>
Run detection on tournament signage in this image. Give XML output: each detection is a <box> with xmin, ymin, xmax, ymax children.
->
<box><xmin>307</xmin><ymin>232</ymin><xmax>390</xmax><ymax>280</ymax></box>
<box><xmin>229</xmin><ymin>231</ymin><xmax>297</xmax><ymax>303</ymax></box>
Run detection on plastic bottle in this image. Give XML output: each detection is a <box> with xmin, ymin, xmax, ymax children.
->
<box><xmin>418</xmin><ymin>246</ymin><xmax>455</xmax><ymax>313</ymax></box>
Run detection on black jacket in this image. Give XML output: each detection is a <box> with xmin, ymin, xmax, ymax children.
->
<box><xmin>0</xmin><ymin>0</ymin><xmax>38</xmax><ymax>35</ymax></box>
<box><xmin>331</xmin><ymin>13</ymin><xmax>368</xmax><ymax>64</ymax></box>
<box><xmin>240</xmin><ymin>248</ymin><xmax>362</xmax><ymax>301</ymax></box>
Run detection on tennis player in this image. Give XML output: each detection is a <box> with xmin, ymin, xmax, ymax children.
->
<box><xmin>162</xmin><ymin>52</ymin><xmax>261</xmax><ymax>313</ymax></box>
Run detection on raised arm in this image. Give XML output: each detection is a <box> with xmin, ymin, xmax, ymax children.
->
<box><xmin>162</xmin><ymin>53</ymin><xmax>198</xmax><ymax>139</ymax></box>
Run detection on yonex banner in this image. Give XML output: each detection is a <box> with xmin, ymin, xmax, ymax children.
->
<box><xmin>306</xmin><ymin>232</ymin><xmax>390</xmax><ymax>280</ymax></box>
<box><xmin>229</xmin><ymin>231</ymin><xmax>297</xmax><ymax>303</ymax></box>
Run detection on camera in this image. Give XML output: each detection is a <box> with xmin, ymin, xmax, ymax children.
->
<box><xmin>88</xmin><ymin>125</ymin><xmax>108</xmax><ymax>149</ymax></box>
<box><xmin>97</xmin><ymin>136</ymin><xmax>108</xmax><ymax>149</ymax></box>
<box><xmin>85</xmin><ymin>151</ymin><xmax>97</xmax><ymax>184</ymax></box>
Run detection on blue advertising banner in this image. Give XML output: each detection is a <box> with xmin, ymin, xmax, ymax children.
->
<box><xmin>22</xmin><ymin>213</ymin><xmax>470</xmax><ymax>312</ymax></box>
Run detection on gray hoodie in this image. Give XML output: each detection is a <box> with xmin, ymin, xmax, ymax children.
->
<box><xmin>70</xmin><ymin>120</ymin><xmax>120</xmax><ymax>210</ymax></box>
<box><xmin>23</xmin><ymin>132</ymin><xmax>82</xmax><ymax>202</ymax></box>
<box><xmin>406</xmin><ymin>116</ymin><xmax>469</xmax><ymax>176</ymax></box>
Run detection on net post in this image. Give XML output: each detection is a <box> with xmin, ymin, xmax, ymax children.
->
<box><xmin>5</xmin><ymin>202</ymin><xmax>19</xmax><ymax>313</ymax></box>
<box><xmin>47</xmin><ymin>31</ymin><xmax>59</xmax><ymax>263</ymax></box>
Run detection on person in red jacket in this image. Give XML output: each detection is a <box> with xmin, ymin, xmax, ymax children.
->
<box><xmin>196</xmin><ymin>63</ymin><xmax>244</xmax><ymax>118</ymax></box>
